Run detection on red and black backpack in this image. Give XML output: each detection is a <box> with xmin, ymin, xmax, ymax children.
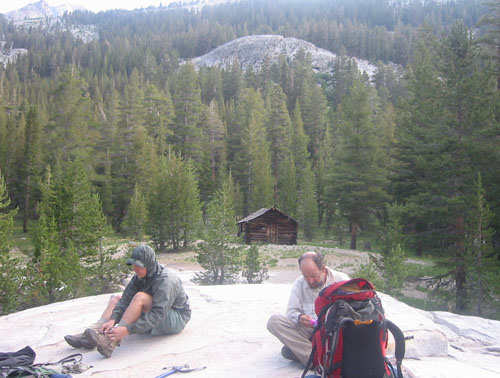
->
<box><xmin>301</xmin><ymin>278</ymin><xmax>406</xmax><ymax>378</ymax></box>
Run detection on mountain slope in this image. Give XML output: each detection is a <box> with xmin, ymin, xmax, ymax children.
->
<box><xmin>4</xmin><ymin>0</ymin><xmax>85</xmax><ymax>20</ymax></box>
<box><xmin>190</xmin><ymin>34</ymin><xmax>377</xmax><ymax>76</ymax></box>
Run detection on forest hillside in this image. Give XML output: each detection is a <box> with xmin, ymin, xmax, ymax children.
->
<box><xmin>0</xmin><ymin>0</ymin><xmax>499</xmax><ymax>319</ymax></box>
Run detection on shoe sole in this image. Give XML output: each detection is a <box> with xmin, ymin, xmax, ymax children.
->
<box><xmin>64</xmin><ymin>335</ymin><xmax>95</xmax><ymax>349</ymax></box>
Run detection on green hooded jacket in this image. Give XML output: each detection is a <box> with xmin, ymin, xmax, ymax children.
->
<box><xmin>110</xmin><ymin>245</ymin><xmax>190</xmax><ymax>335</ymax></box>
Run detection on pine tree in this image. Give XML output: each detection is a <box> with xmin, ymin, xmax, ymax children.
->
<box><xmin>465</xmin><ymin>173</ymin><xmax>498</xmax><ymax>316</ymax></box>
<box><xmin>476</xmin><ymin>0</ymin><xmax>500</xmax><ymax>89</ymax></box>
<box><xmin>198</xmin><ymin>100</ymin><xmax>226</xmax><ymax>204</ymax></box>
<box><xmin>32</xmin><ymin>160</ymin><xmax>108</xmax><ymax>258</ymax></box>
<box><xmin>143</xmin><ymin>84</ymin><xmax>174</xmax><ymax>156</ymax></box>
<box><xmin>328</xmin><ymin>78</ymin><xmax>390</xmax><ymax>250</ymax></box>
<box><xmin>21</xmin><ymin>106</ymin><xmax>42</xmax><ymax>233</ymax></box>
<box><xmin>111</xmin><ymin>69</ymin><xmax>146</xmax><ymax>229</ymax></box>
<box><xmin>148</xmin><ymin>152</ymin><xmax>202</xmax><ymax>251</ymax></box>
<box><xmin>194</xmin><ymin>173</ymin><xmax>243</xmax><ymax>285</ymax></box>
<box><xmin>230</xmin><ymin>88</ymin><xmax>273</xmax><ymax>214</ymax></box>
<box><xmin>290</xmin><ymin>102</ymin><xmax>311</xmax><ymax>185</ymax></box>
<box><xmin>394</xmin><ymin>23</ymin><xmax>498</xmax><ymax>311</ymax></box>
<box><xmin>34</xmin><ymin>212</ymin><xmax>83</xmax><ymax>304</ymax></box>
<box><xmin>0</xmin><ymin>170</ymin><xmax>22</xmax><ymax>314</ymax></box>
<box><xmin>170</xmin><ymin>63</ymin><xmax>203</xmax><ymax>164</ymax></box>
<box><xmin>265</xmin><ymin>83</ymin><xmax>292</xmax><ymax>177</ymax></box>
<box><xmin>276</xmin><ymin>154</ymin><xmax>297</xmax><ymax>217</ymax></box>
<box><xmin>300</xmin><ymin>79</ymin><xmax>329</xmax><ymax>161</ymax></box>
<box><xmin>297</xmin><ymin>162</ymin><xmax>318</xmax><ymax>241</ymax></box>
<box><xmin>48</xmin><ymin>68</ymin><xmax>92</xmax><ymax>163</ymax></box>
<box><xmin>122</xmin><ymin>183</ymin><xmax>148</xmax><ymax>241</ymax></box>
<box><xmin>246</xmin><ymin>115</ymin><xmax>274</xmax><ymax>213</ymax></box>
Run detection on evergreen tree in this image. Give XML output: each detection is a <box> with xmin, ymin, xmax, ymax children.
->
<box><xmin>194</xmin><ymin>173</ymin><xmax>243</xmax><ymax>285</ymax></box>
<box><xmin>465</xmin><ymin>173</ymin><xmax>498</xmax><ymax>316</ymax></box>
<box><xmin>297</xmin><ymin>162</ymin><xmax>318</xmax><ymax>241</ymax></box>
<box><xmin>48</xmin><ymin>69</ymin><xmax>92</xmax><ymax>163</ymax></box>
<box><xmin>148</xmin><ymin>152</ymin><xmax>202</xmax><ymax>251</ymax></box>
<box><xmin>394</xmin><ymin>23</ymin><xmax>498</xmax><ymax>311</ymax></box>
<box><xmin>300</xmin><ymin>78</ymin><xmax>329</xmax><ymax>161</ymax></box>
<box><xmin>170</xmin><ymin>63</ymin><xmax>204</xmax><ymax>164</ymax></box>
<box><xmin>111</xmin><ymin>69</ymin><xmax>146</xmax><ymax>229</ymax></box>
<box><xmin>328</xmin><ymin>78</ymin><xmax>389</xmax><ymax>250</ymax></box>
<box><xmin>276</xmin><ymin>154</ymin><xmax>297</xmax><ymax>217</ymax></box>
<box><xmin>0</xmin><ymin>170</ymin><xmax>22</xmax><ymax>314</ymax></box>
<box><xmin>21</xmin><ymin>106</ymin><xmax>42</xmax><ymax>233</ymax></box>
<box><xmin>290</xmin><ymin>102</ymin><xmax>311</xmax><ymax>185</ymax></box>
<box><xmin>34</xmin><ymin>212</ymin><xmax>83</xmax><ymax>304</ymax></box>
<box><xmin>32</xmin><ymin>160</ymin><xmax>108</xmax><ymax>258</ymax></box>
<box><xmin>122</xmin><ymin>183</ymin><xmax>148</xmax><ymax>241</ymax></box>
<box><xmin>477</xmin><ymin>0</ymin><xmax>500</xmax><ymax>89</ymax></box>
<box><xmin>246</xmin><ymin>114</ymin><xmax>274</xmax><ymax>213</ymax></box>
<box><xmin>265</xmin><ymin>83</ymin><xmax>292</xmax><ymax>177</ymax></box>
<box><xmin>198</xmin><ymin>100</ymin><xmax>226</xmax><ymax>204</ymax></box>
<box><xmin>230</xmin><ymin>88</ymin><xmax>273</xmax><ymax>214</ymax></box>
<box><xmin>243</xmin><ymin>244</ymin><xmax>269</xmax><ymax>284</ymax></box>
<box><xmin>143</xmin><ymin>84</ymin><xmax>174</xmax><ymax>156</ymax></box>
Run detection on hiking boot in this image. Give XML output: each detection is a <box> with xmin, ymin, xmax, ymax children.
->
<box><xmin>281</xmin><ymin>346</ymin><xmax>299</xmax><ymax>361</ymax></box>
<box><xmin>84</xmin><ymin>328</ymin><xmax>118</xmax><ymax>358</ymax></box>
<box><xmin>64</xmin><ymin>332</ymin><xmax>95</xmax><ymax>349</ymax></box>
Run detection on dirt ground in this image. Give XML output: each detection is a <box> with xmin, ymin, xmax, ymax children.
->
<box><xmin>154</xmin><ymin>244</ymin><xmax>371</xmax><ymax>284</ymax></box>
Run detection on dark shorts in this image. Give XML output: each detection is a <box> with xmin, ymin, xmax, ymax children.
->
<box><xmin>151</xmin><ymin>308</ymin><xmax>191</xmax><ymax>336</ymax></box>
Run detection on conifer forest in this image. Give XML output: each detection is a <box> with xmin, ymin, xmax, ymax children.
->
<box><xmin>0</xmin><ymin>0</ymin><xmax>499</xmax><ymax>317</ymax></box>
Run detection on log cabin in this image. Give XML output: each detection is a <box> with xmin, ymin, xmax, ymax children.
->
<box><xmin>237</xmin><ymin>207</ymin><xmax>298</xmax><ymax>245</ymax></box>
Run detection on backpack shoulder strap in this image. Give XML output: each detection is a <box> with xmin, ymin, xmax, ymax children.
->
<box><xmin>387</xmin><ymin>319</ymin><xmax>405</xmax><ymax>378</ymax></box>
<box><xmin>301</xmin><ymin>344</ymin><xmax>316</xmax><ymax>378</ymax></box>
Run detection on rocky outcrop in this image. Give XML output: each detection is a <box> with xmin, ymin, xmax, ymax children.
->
<box><xmin>1</xmin><ymin>268</ymin><xmax>500</xmax><ymax>378</ymax></box>
<box><xmin>190</xmin><ymin>34</ymin><xmax>377</xmax><ymax>76</ymax></box>
<box><xmin>0</xmin><ymin>42</ymin><xmax>28</xmax><ymax>68</ymax></box>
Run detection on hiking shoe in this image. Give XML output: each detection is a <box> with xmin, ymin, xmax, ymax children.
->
<box><xmin>64</xmin><ymin>333</ymin><xmax>95</xmax><ymax>349</ymax></box>
<box><xmin>281</xmin><ymin>346</ymin><xmax>299</xmax><ymax>361</ymax></box>
<box><xmin>84</xmin><ymin>328</ymin><xmax>118</xmax><ymax>358</ymax></box>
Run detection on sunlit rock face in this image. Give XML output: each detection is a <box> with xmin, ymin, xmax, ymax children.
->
<box><xmin>190</xmin><ymin>34</ymin><xmax>377</xmax><ymax>77</ymax></box>
<box><xmin>1</xmin><ymin>269</ymin><xmax>500</xmax><ymax>378</ymax></box>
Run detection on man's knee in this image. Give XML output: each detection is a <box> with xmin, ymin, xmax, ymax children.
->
<box><xmin>267</xmin><ymin>314</ymin><xmax>283</xmax><ymax>334</ymax></box>
<box><xmin>131</xmin><ymin>291</ymin><xmax>153</xmax><ymax>310</ymax></box>
<box><xmin>109</xmin><ymin>294</ymin><xmax>121</xmax><ymax>306</ymax></box>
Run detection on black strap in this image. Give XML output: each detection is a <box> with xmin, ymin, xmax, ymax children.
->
<box><xmin>34</xmin><ymin>353</ymin><xmax>83</xmax><ymax>367</ymax></box>
<box><xmin>301</xmin><ymin>344</ymin><xmax>316</xmax><ymax>378</ymax></box>
<box><xmin>387</xmin><ymin>319</ymin><xmax>405</xmax><ymax>378</ymax></box>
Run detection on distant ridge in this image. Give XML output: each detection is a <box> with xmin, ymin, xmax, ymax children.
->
<box><xmin>190</xmin><ymin>34</ymin><xmax>377</xmax><ymax>77</ymax></box>
<box><xmin>4</xmin><ymin>0</ymin><xmax>85</xmax><ymax>20</ymax></box>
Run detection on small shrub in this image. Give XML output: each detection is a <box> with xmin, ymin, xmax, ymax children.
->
<box><xmin>243</xmin><ymin>245</ymin><xmax>269</xmax><ymax>284</ymax></box>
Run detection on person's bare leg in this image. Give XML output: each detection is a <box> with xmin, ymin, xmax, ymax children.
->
<box><xmin>119</xmin><ymin>292</ymin><xmax>152</xmax><ymax>326</ymax></box>
<box><xmin>65</xmin><ymin>294</ymin><xmax>122</xmax><ymax>349</ymax></box>
<box><xmin>98</xmin><ymin>294</ymin><xmax>122</xmax><ymax>323</ymax></box>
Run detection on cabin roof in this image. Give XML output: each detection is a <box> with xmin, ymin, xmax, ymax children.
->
<box><xmin>237</xmin><ymin>207</ymin><xmax>298</xmax><ymax>224</ymax></box>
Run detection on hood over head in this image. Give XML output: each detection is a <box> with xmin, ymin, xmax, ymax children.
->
<box><xmin>127</xmin><ymin>245</ymin><xmax>159</xmax><ymax>274</ymax></box>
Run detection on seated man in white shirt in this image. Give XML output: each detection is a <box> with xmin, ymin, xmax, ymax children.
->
<box><xmin>267</xmin><ymin>251</ymin><xmax>349</xmax><ymax>366</ymax></box>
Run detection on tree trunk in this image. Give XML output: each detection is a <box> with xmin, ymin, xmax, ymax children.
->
<box><xmin>23</xmin><ymin>174</ymin><xmax>31</xmax><ymax>233</ymax></box>
<box><xmin>455</xmin><ymin>216</ymin><xmax>467</xmax><ymax>312</ymax></box>
<box><xmin>350</xmin><ymin>222</ymin><xmax>357</xmax><ymax>250</ymax></box>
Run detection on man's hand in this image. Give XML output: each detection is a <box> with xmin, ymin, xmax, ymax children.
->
<box><xmin>299</xmin><ymin>314</ymin><xmax>315</xmax><ymax>328</ymax></box>
<box><xmin>100</xmin><ymin>319</ymin><xmax>116</xmax><ymax>333</ymax></box>
<box><xmin>105</xmin><ymin>325</ymin><xmax>129</xmax><ymax>342</ymax></box>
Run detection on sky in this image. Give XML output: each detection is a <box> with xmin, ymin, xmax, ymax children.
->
<box><xmin>0</xmin><ymin>0</ymin><xmax>171</xmax><ymax>14</ymax></box>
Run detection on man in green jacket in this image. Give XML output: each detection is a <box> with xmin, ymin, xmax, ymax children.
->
<box><xmin>64</xmin><ymin>245</ymin><xmax>191</xmax><ymax>358</ymax></box>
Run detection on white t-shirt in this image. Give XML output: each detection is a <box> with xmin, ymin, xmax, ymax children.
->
<box><xmin>286</xmin><ymin>267</ymin><xmax>349</xmax><ymax>324</ymax></box>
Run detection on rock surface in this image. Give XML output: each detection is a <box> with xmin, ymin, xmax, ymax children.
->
<box><xmin>190</xmin><ymin>34</ymin><xmax>377</xmax><ymax>77</ymax></box>
<box><xmin>1</xmin><ymin>268</ymin><xmax>500</xmax><ymax>378</ymax></box>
